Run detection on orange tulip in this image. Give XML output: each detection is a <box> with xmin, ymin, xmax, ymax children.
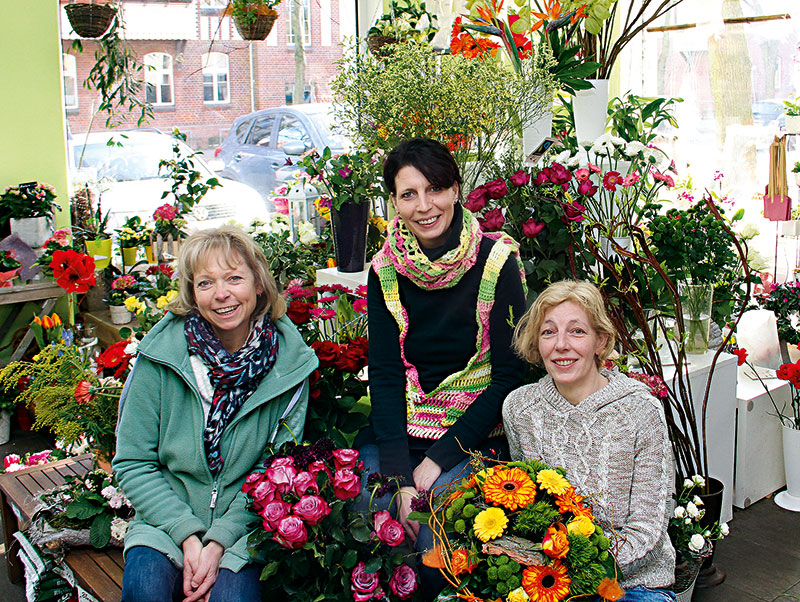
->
<box><xmin>32</xmin><ymin>316</ymin><xmax>42</xmax><ymax>326</ymax></box>
<box><xmin>52</xmin><ymin>314</ymin><xmax>62</xmax><ymax>327</ymax></box>
<box><xmin>41</xmin><ymin>315</ymin><xmax>53</xmax><ymax>329</ymax></box>
<box><xmin>542</xmin><ymin>523</ymin><xmax>569</xmax><ymax>559</ymax></box>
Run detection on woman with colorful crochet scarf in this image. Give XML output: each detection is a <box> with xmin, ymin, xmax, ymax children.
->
<box><xmin>114</xmin><ymin>226</ymin><xmax>317</xmax><ymax>602</ymax></box>
<box><xmin>357</xmin><ymin>138</ymin><xmax>527</xmax><ymax>599</ymax></box>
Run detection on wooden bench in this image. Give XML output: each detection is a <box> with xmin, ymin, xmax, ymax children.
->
<box><xmin>0</xmin><ymin>454</ymin><xmax>123</xmax><ymax>601</ymax></box>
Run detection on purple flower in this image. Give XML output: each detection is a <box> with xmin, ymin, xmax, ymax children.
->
<box><xmin>338</xmin><ymin>166</ymin><xmax>353</xmax><ymax>179</ymax></box>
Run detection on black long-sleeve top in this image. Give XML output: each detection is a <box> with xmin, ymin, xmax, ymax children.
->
<box><xmin>365</xmin><ymin>206</ymin><xmax>527</xmax><ymax>485</ymax></box>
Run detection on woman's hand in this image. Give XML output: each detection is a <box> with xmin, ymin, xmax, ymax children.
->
<box><xmin>413</xmin><ymin>456</ymin><xmax>442</xmax><ymax>493</ymax></box>
<box><xmin>183</xmin><ymin>541</ymin><xmax>224</xmax><ymax>602</ymax></box>
<box><xmin>397</xmin><ymin>486</ymin><xmax>420</xmax><ymax>544</ymax></box>
<box><xmin>181</xmin><ymin>535</ymin><xmax>203</xmax><ymax>598</ymax></box>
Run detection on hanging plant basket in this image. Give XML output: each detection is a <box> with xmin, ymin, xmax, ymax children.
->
<box><xmin>366</xmin><ymin>35</ymin><xmax>399</xmax><ymax>57</ymax></box>
<box><xmin>64</xmin><ymin>2</ymin><xmax>118</xmax><ymax>38</ymax></box>
<box><xmin>232</xmin><ymin>8</ymin><xmax>278</xmax><ymax>41</ymax></box>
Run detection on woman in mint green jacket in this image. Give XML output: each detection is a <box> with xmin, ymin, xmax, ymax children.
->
<box><xmin>113</xmin><ymin>226</ymin><xmax>317</xmax><ymax>602</ymax></box>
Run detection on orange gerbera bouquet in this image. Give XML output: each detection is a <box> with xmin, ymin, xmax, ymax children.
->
<box><xmin>411</xmin><ymin>457</ymin><xmax>624</xmax><ymax>602</ymax></box>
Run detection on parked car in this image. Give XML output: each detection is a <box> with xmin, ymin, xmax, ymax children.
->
<box><xmin>213</xmin><ymin>103</ymin><xmax>351</xmax><ymax>198</ymax></box>
<box><xmin>752</xmin><ymin>99</ymin><xmax>786</xmax><ymax>129</ymax></box>
<box><xmin>69</xmin><ymin>129</ymin><xmax>267</xmax><ymax>232</ymax></box>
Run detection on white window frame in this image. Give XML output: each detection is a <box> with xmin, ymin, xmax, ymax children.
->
<box><xmin>202</xmin><ymin>52</ymin><xmax>230</xmax><ymax>104</ymax></box>
<box><xmin>287</xmin><ymin>0</ymin><xmax>311</xmax><ymax>47</ymax></box>
<box><xmin>62</xmin><ymin>53</ymin><xmax>78</xmax><ymax>110</ymax></box>
<box><xmin>144</xmin><ymin>52</ymin><xmax>175</xmax><ymax>107</ymax></box>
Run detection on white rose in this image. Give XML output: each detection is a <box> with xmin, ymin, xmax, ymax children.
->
<box><xmin>684</xmin><ymin>518</ymin><xmax>692</xmax><ymax>524</ymax></box>
<box><xmin>692</xmin><ymin>475</ymin><xmax>706</xmax><ymax>487</ymax></box>
<box><xmin>683</xmin><ymin>478</ymin><xmax>694</xmax><ymax>489</ymax></box>
<box><xmin>704</xmin><ymin>530</ymin><xmax>711</xmax><ymax>537</ymax></box>
<box><xmin>720</xmin><ymin>522</ymin><xmax>729</xmax><ymax>536</ymax></box>
<box><xmin>674</xmin><ymin>506</ymin><xmax>686</xmax><ymax>519</ymax></box>
<box><xmin>693</xmin><ymin>495</ymin><xmax>704</xmax><ymax>506</ymax></box>
<box><xmin>688</xmin><ymin>533</ymin><xmax>706</xmax><ymax>552</ymax></box>
<box><xmin>124</xmin><ymin>339</ymin><xmax>139</xmax><ymax>356</ymax></box>
<box><xmin>297</xmin><ymin>222</ymin><xmax>319</xmax><ymax>245</ymax></box>
<box><xmin>686</xmin><ymin>502</ymin><xmax>700</xmax><ymax>518</ymax></box>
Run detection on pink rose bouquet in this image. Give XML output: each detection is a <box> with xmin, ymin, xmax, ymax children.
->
<box><xmin>243</xmin><ymin>438</ymin><xmax>419</xmax><ymax>601</ymax></box>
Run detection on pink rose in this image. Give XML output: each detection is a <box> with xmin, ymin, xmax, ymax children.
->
<box><xmin>274</xmin><ymin>515</ymin><xmax>308</xmax><ymax>549</ymax></box>
<box><xmin>241</xmin><ymin>471</ymin><xmax>265</xmax><ymax>495</ymax></box>
<box><xmin>484</xmin><ymin>178</ymin><xmax>508</xmax><ymax>199</ymax></box>
<box><xmin>562</xmin><ymin>201</ymin><xmax>586</xmax><ymax>222</ymax></box>
<box><xmin>293</xmin><ymin>471</ymin><xmax>320</xmax><ymax>496</ymax></box>
<box><xmin>293</xmin><ymin>495</ymin><xmax>331</xmax><ymax>526</ymax></box>
<box><xmin>259</xmin><ymin>499</ymin><xmax>292</xmax><ymax>531</ymax></box>
<box><xmin>333</xmin><ymin>449</ymin><xmax>360</xmax><ymax>471</ymax></box>
<box><xmin>521</xmin><ymin>219</ymin><xmax>545</xmax><ymax>239</ymax></box>
<box><xmin>250</xmin><ymin>479</ymin><xmax>278</xmax><ymax>509</ymax></box>
<box><xmin>265</xmin><ymin>464</ymin><xmax>297</xmax><ymax>495</ymax></box>
<box><xmin>3</xmin><ymin>454</ymin><xmax>21</xmax><ymax>470</ymax></box>
<box><xmin>333</xmin><ymin>468</ymin><xmax>361</xmax><ymax>500</ymax></box>
<box><xmin>463</xmin><ymin>186</ymin><xmax>488</xmax><ymax>212</ymax></box>
<box><xmin>270</xmin><ymin>457</ymin><xmax>295</xmax><ymax>469</ymax></box>
<box><xmin>477</xmin><ymin>209</ymin><xmax>505</xmax><ymax>232</ymax></box>
<box><xmin>389</xmin><ymin>564</ymin><xmax>418</xmax><ymax>599</ymax></box>
<box><xmin>509</xmin><ymin>170</ymin><xmax>530</xmax><ymax>186</ymax></box>
<box><xmin>308</xmin><ymin>460</ymin><xmax>331</xmax><ymax>479</ymax></box>
<box><xmin>577</xmin><ymin>179</ymin><xmax>598</xmax><ymax>196</ymax></box>
<box><xmin>549</xmin><ymin>163</ymin><xmax>572</xmax><ymax>185</ymax></box>
<box><xmin>351</xmin><ymin>562</ymin><xmax>382</xmax><ymax>602</ymax></box>
<box><xmin>374</xmin><ymin>510</ymin><xmax>405</xmax><ymax>547</ymax></box>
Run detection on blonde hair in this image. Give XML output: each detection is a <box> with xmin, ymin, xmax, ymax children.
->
<box><xmin>168</xmin><ymin>226</ymin><xmax>286</xmax><ymax>321</ymax></box>
<box><xmin>513</xmin><ymin>280</ymin><xmax>616</xmax><ymax>365</ymax></box>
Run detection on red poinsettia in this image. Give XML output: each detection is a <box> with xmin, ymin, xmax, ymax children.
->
<box><xmin>50</xmin><ymin>249</ymin><xmax>96</xmax><ymax>293</ymax></box>
<box><xmin>96</xmin><ymin>340</ymin><xmax>134</xmax><ymax>379</ymax></box>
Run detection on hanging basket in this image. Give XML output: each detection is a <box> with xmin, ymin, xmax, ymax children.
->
<box><xmin>64</xmin><ymin>2</ymin><xmax>118</xmax><ymax>38</ymax></box>
<box><xmin>232</xmin><ymin>9</ymin><xmax>278</xmax><ymax>41</ymax></box>
<box><xmin>366</xmin><ymin>35</ymin><xmax>400</xmax><ymax>57</ymax></box>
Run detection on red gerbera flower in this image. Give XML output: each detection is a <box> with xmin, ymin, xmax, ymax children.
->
<box><xmin>75</xmin><ymin>380</ymin><xmax>93</xmax><ymax>405</ymax></box>
<box><xmin>602</xmin><ymin>171</ymin><xmax>623</xmax><ymax>191</ymax></box>
<box><xmin>96</xmin><ymin>340</ymin><xmax>133</xmax><ymax>379</ymax></box>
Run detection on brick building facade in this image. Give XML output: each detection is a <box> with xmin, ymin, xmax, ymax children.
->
<box><xmin>61</xmin><ymin>0</ymin><xmax>354</xmax><ymax>150</ymax></box>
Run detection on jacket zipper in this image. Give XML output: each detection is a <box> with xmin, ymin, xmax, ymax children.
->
<box><xmin>210</xmin><ymin>481</ymin><xmax>218</xmax><ymax>510</ymax></box>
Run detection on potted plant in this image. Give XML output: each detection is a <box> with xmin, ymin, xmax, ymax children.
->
<box><xmin>72</xmin><ymin>190</ymin><xmax>112</xmax><ymax>270</ymax></box>
<box><xmin>105</xmin><ymin>273</ymin><xmax>144</xmax><ymax>324</ymax></box>
<box><xmin>0</xmin><ymin>250</ymin><xmax>22</xmax><ymax>288</ymax></box>
<box><xmin>64</xmin><ymin>0</ymin><xmax>118</xmax><ymax>38</ymax></box>
<box><xmin>115</xmin><ymin>216</ymin><xmax>146</xmax><ymax>267</ymax></box>
<box><xmin>225</xmin><ymin>0</ymin><xmax>282</xmax><ymax>41</ymax></box>
<box><xmin>759</xmin><ymin>281</ymin><xmax>800</xmax><ymax>356</ymax></box>
<box><xmin>792</xmin><ymin>160</ymin><xmax>800</xmax><ymax>189</ymax></box>
<box><xmin>784</xmin><ymin>96</ymin><xmax>800</xmax><ymax>135</ymax></box>
<box><xmin>366</xmin><ymin>0</ymin><xmax>438</xmax><ymax>56</ymax></box>
<box><xmin>0</xmin><ymin>182</ymin><xmax>60</xmax><ymax>248</ymax></box>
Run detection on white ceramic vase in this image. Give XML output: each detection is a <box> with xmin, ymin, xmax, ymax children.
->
<box><xmin>10</xmin><ymin>216</ymin><xmax>51</xmax><ymax>248</ymax></box>
<box><xmin>109</xmin><ymin>305</ymin><xmax>132</xmax><ymax>325</ymax></box>
<box><xmin>573</xmin><ymin>79</ymin><xmax>609</xmax><ymax>145</ymax></box>
<box><xmin>0</xmin><ymin>410</ymin><xmax>11</xmax><ymax>445</ymax></box>
<box><xmin>775</xmin><ymin>424</ymin><xmax>800</xmax><ymax>512</ymax></box>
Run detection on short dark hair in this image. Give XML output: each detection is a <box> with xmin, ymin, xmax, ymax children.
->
<box><xmin>383</xmin><ymin>138</ymin><xmax>462</xmax><ymax>197</ymax></box>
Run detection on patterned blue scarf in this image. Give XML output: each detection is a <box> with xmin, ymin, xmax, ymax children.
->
<box><xmin>184</xmin><ymin>312</ymin><xmax>279</xmax><ymax>476</ymax></box>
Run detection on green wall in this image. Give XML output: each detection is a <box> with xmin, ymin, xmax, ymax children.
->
<box><xmin>0</xmin><ymin>0</ymin><xmax>70</xmax><ymax>229</ymax></box>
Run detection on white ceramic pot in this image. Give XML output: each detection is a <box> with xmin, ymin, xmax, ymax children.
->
<box><xmin>9</xmin><ymin>216</ymin><xmax>51</xmax><ymax>248</ymax></box>
<box><xmin>782</xmin><ymin>220</ymin><xmax>800</xmax><ymax>237</ymax></box>
<box><xmin>522</xmin><ymin>103</ymin><xmax>553</xmax><ymax>159</ymax></box>
<box><xmin>108</xmin><ymin>305</ymin><xmax>132</xmax><ymax>325</ymax></box>
<box><xmin>0</xmin><ymin>410</ymin><xmax>11</xmax><ymax>445</ymax></box>
<box><xmin>573</xmin><ymin>79</ymin><xmax>609</xmax><ymax>145</ymax></box>
<box><xmin>775</xmin><ymin>424</ymin><xmax>800</xmax><ymax>512</ymax></box>
<box><xmin>794</xmin><ymin>171</ymin><xmax>800</xmax><ymax>188</ymax></box>
<box><xmin>786</xmin><ymin>114</ymin><xmax>800</xmax><ymax>135</ymax></box>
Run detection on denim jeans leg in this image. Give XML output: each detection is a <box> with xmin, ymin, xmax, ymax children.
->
<box><xmin>121</xmin><ymin>546</ymin><xmax>182</xmax><ymax>602</ymax></box>
<box><xmin>354</xmin><ymin>443</ymin><xmax>401</xmax><ymax>515</ymax></box>
<box><xmin>588</xmin><ymin>586</ymin><xmax>676</xmax><ymax>602</ymax></box>
<box><xmin>208</xmin><ymin>564</ymin><xmax>263</xmax><ymax>602</ymax></box>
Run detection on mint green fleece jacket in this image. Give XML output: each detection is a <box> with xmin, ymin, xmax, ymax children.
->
<box><xmin>112</xmin><ymin>312</ymin><xmax>318</xmax><ymax>572</ymax></box>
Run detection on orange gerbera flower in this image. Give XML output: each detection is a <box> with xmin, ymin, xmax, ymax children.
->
<box><xmin>483</xmin><ymin>467</ymin><xmax>537</xmax><ymax>511</ymax></box>
<box><xmin>597</xmin><ymin>578</ymin><xmax>625</xmax><ymax>601</ymax></box>
<box><xmin>554</xmin><ymin>486</ymin><xmax>593</xmax><ymax>518</ymax></box>
<box><xmin>522</xmin><ymin>561</ymin><xmax>571</xmax><ymax>602</ymax></box>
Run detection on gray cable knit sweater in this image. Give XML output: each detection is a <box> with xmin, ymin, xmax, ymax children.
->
<box><xmin>502</xmin><ymin>369</ymin><xmax>676</xmax><ymax>590</ymax></box>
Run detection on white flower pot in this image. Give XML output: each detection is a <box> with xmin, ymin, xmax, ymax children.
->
<box><xmin>782</xmin><ymin>220</ymin><xmax>800</xmax><ymax>237</ymax></box>
<box><xmin>573</xmin><ymin>79</ymin><xmax>609</xmax><ymax>145</ymax></box>
<box><xmin>109</xmin><ymin>304</ymin><xmax>132</xmax><ymax>325</ymax></box>
<box><xmin>794</xmin><ymin>172</ymin><xmax>800</xmax><ymax>188</ymax></box>
<box><xmin>9</xmin><ymin>216</ymin><xmax>51</xmax><ymax>248</ymax></box>
<box><xmin>0</xmin><ymin>410</ymin><xmax>11</xmax><ymax>445</ymax></box>
<box><xmin>786</xmin><ymin>114</ymin><xmax>800</xmax><ymax>135</ymax></box>
<box><xmin>775</xmin><ymin>424</ymin><xmax>800</xmax><ymax>512</ymax></box>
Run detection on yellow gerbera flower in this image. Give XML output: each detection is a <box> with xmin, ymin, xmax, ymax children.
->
<box><xmin>536</xmin><ymin>469</ymin><xmax>571</xmax><ymax>496</ymax></box>
<box><xmin>483</xmin><ymin>467</ymin><xmax>537</xmax><ymax>511</ymax></box>
<box><xmin>473</xmin><ymin>507</ymin><xmax>508</xmax><ymax>542</ymax></box>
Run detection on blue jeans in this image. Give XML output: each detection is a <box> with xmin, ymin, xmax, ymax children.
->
<box><xmin>355</xmin><ymin>444</ymin><xmax>475</xmax><ymax>601</ymax></box>
<box><xmin>589</xmin><ymin>586</ymin><xmax>676</xmax><ymax>601</ymax></box>
<box><xmin>121</xmin><ymin>546</ymin><xmax>262</xmax><ymax>602</ymax></box>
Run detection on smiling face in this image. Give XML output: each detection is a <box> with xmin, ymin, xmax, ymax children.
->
<box><xmin>538</xmin><ymin>300</ymin><xmax>609</xmax><ymax>405</ymax></box>
<box><xmin>392</xmin><ymin>165</ymin><xmax>458</xmax><ymax>249</ymax></box>
<box><xmin>193</xmin><ymin>251</ymin><xmax>262</xmax><ymax>353</ymax></box>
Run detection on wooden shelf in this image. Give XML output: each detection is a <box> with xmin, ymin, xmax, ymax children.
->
<box><xmin>83</xmin><ymin>310</ymin><xmax>139</xmax><ymax>349</ymax></box>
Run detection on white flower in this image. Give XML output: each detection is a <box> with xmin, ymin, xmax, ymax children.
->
<box><xmin>674</xmin><ymin>506</ymin><xmax>686</xmax><ymax>519</ymax></box>
<box><xmin>689</xmin><ymin>533</ymin><xmax>706</xmax><ymax>552</ymax></box>
<box><xmin>624</xmin><ymin>141</ymin><xmax>646</xmax><ymax>156</ymax></box>
<box><xmin>5</xmin><ymin>463</ymin><xmax>24</xmax><ymax>473</ymax></box>
<box><xmin>554</xmin><ymin>150</ymin><xmax>572</xmax><ymax>164</ymax></box>
<box><xmin>683</xmin><ymin>478</ymin><xmax>694</xmax><ymax>489</ymax></box>
<box><xmin>686</xmin><ymin>502</ymin><xmax>701</xmax><ymax>518</ymax></box>
<box><xmin>101</xmin><ymin>485</ymin><xmax>117</xmax><ymax>499</ymax></box>
<box><xmin>720</xmin><ymin>522</ymin><xmax>729</xmax><ymax>536</ymax></box>
<box><xmin>684</xmin><ymin>518</ymin><xmax>692</xmax><ymax>524</ymax></box>
<box><xmin>565</xmin><ymin>154</ymin><xmax>581</xmax><ymax>168</ymax></box>
<box><xmin>693</xmin><ymin>495</ymin><xmax>703</xmax><ymax>506</ymax></box>
<box><xmin>704</xmin><ymin>530</ymin><xmax>711</xmax><ymax>537</ymax></box>
<box><xmin>297</xmin><ymin>222</ymin><xmax>318</xmax><ymax>245</ymax></box>
<box><xmin>110</xmin><ymin>518</ymin><xmax>129</xmax><ymax>541</ymax></box>
<box><xmin>85</xmin><ymin>479</ymin><xmax>93</xmax><ymax>489</ymax></box>
<box><xmin>108</xmin><ymin>494</ymin><xmax>124</xmax><ymax>509</ymax></box>
<box><xmin>692</xmin><ymin>475</ymin><xmax>706</xmax><ymax>487</ymax></box>
<box><xmin>610</xmin><ymin>135</ymin><xmax>626</xmax><ymax>147</ymax></box>
<box><xmin>740</xmin><ymin>223</ymin><xmax>759</xmax><ymax>239</ymax></box>
<box><xmin>269</xmin><ymin>215</ymin><xmax>290</xmax><ymax>234</ymax></box>
<box><xmin>124</xmin><ymin>339</ymin><xmax>139</xmax><ymax>356</ymax></box>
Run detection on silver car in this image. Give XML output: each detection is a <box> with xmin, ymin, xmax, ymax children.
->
<box><xmin>214</xmin><ymin>103</ymin><xmax>351</xmax><ymax>199</ymax></box>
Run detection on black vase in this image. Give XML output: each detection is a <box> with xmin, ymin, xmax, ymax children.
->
<box><xmin>696</xmin><ymin>477</ymin><xmax>726</xmax><ymax>587</ymax></box>
<box><xmin>331</xmin><ymin>201</ymin><xmax>369</xmax><ymax>273</ymax></box>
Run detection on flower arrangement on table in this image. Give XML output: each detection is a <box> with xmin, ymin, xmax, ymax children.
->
<box><xmin>757</xmin><ymin>282</ymin><xmax>800</xmax><ymax>346</ymax></box>
<box><xmin>30</xmin><ymin>469</ymin><xmax>133</xmax><ymax>551</ymax></box>
<box><xmin>284</xmin><ymin>282</ymin><xmax>369</xmax><ymax>445</ymax></box>
<box><xmin>1</xmin><ymin>449</ymin><xmax>66</xmax><ymax>474</ymax></box>
<box><xmin>152</xmin><ymin>203</ymin><xmax>187</xmax><ymax>240</ymax></box>
<box><xmin>466</xmin><ymin>162</ymin><xmax>590</xmax><ymax>293</ymax></box>
<box><xmin>0</xmin><ymin>249</ymin><xmax>22</xmax><ymax>286</ymax></box>
<box><xmin>243</xmin><ymin>438</ymin><xmax>419</xmax><ymax>602</ymax></box>
<box><xmin>0</xmin><ymin>182</ymin><xmax>60</xmax><ymax>222</ymax></box>
<box><xmin>668</xmin><ymin>475</ymin><xmax>728</xmax><ymax>565</ymax></box>
<box><xmin>411</xmin><ymin>456</ymin><xmax>624</xmax><ymax>602</ymax></box>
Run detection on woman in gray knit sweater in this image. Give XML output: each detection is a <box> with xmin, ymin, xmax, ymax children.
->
<box><xmin>502</xmin><ymin>281</ymin><xmax>676</xmax><ymax>601</ymax></box>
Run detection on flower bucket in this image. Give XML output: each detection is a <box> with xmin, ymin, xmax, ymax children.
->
<box><xmin>696</xmin><ymin>477</ymin><xmax>725</xmax><ymax>586</ymax></box>
<box><xmin>775</xmin><ymin>424</ymin><xmax>800</xmax><ymax>512</ymax></box>
<box><xmin>673</xmin><ymin>558</ymin><xmax>702</xmax><ymax>602</ymax></box>
<box><xmin>0</xmin><ymin>409</ymin><xmax>11</xmax><ymax>445</ymax></box>
<box><xmin>331</xmin><ymin>201</ymin><xmax>369</xmax><ymax>273</ymax></box>
<box><xmin>10</xmin><ymin>216</ymin><xmax>51</xmax><ymax>248</ymax></box>
<box><xmin>85</xmin><ymin>238</ymin><xmax>112</xmax><ymax>270</ymax></box>
<box><xmin>64</xmin><ymin>2</ymin><xmax>117</xmax><ymax>38</ymax></box>
<box><xmin>573</xmin><ymin>78</ymin><xmax>609</xmax><ymax>145</ymax></box>
<box><xmin>233</xmin><ymin>9</ymin><xmax>278</xmax><ymax>41</ymax></box>
<box><xmin>121</xmin><ymin>246</ymin><xmax>138</xmax><ymax>267</ymax></box>
<box><xmin>678</xmin><ymin>282</ymin><xmax>713</xmax><ymax>354</ymax></box>
<box><xmin>108</xmin><ymin>305</ymin><xmax>132</xmax><ymax>325</ymax></box>
<box><xmin>143</xmin><ymin>244</ymin><xmax>155</xmax><ymax>263</ymax></box>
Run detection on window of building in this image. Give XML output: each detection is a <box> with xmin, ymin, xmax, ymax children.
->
<box><xmin>284</xmin><ymin>83</ymin><xmax>311</xmax><ymax>105</ymax></box>
<box><xmin>287</xmin><ymin>0</ymin><xmax>311</xmax><ymax>46</ymax></box>
<box><xmin>62</xmin><ymin>53</ymin><xmax>78</xmax><ymax>110</ymax></box>
<box><xmin>144</xmin><ymin>52</ymin><xmax>174</xmax><ymax>106</ymax></box>
<box><xmin>202</xmin><ymin>52</ymin><xmax>229</xmax><ymax>104</ymax></box>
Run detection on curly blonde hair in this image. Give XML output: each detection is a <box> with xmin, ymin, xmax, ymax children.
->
<box><xmin>513</xmin><ymin>280</ymin><xmax>616</xmax><ymax>366</ymax></box>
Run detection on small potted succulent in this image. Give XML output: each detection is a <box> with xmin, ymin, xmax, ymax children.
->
<box><xmin>785</xmin><ymin>96</ymin><xmax>800</xmax><ymax>135</ymax></box>
<box><xmin>0</xmin><ymin>182</ymin><xmax>61</xmax><ymax>248</ymax></box>
<box><xmin>225</xmin><ymin>0</ymin><xmax>282</xmax><ymax>41</ymax></box>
